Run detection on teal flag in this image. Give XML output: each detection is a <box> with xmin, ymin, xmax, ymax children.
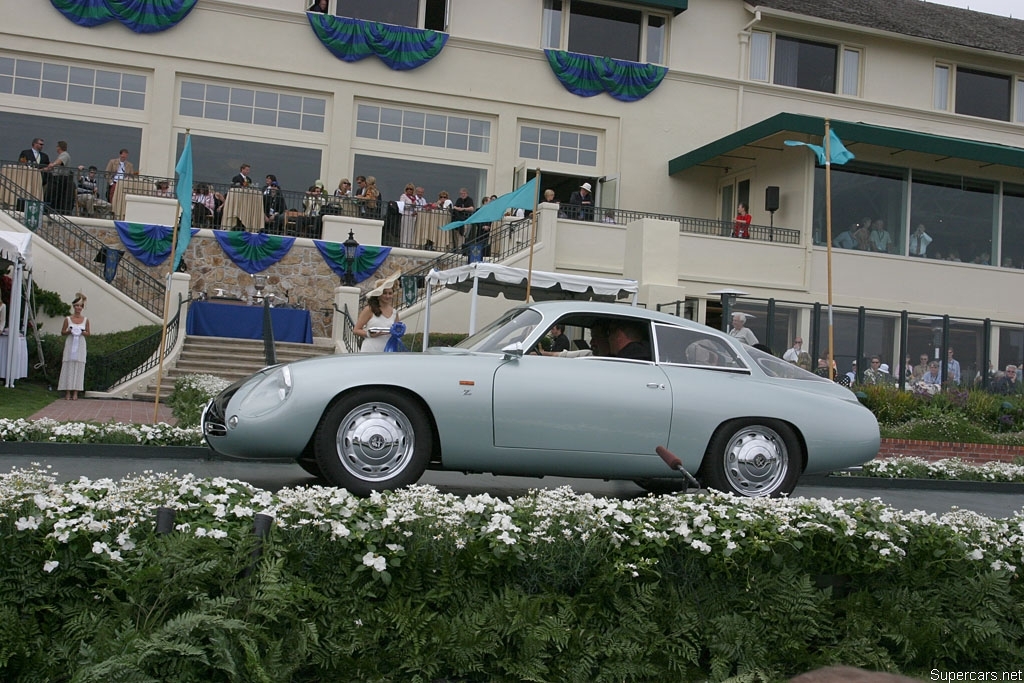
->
<box><xmin>784</xmin><ymin>129</ymin><xmax>855</xmax><ymax>166</ymax></box>
<box><xmin>173</xmin><ymin>135</ymin><xmax>193</xmax><ymax>271</ymax></box>
<box><xmin>441</xmin><ymin>177</ymin><xmax>538</xmax><ymax>232</ymax></box>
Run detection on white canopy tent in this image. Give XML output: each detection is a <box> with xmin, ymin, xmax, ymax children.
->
<box><xmin>421</xmin><ymin>262</ymin><xmax>639</xmax><ymax>350</ymax></box>
<box><xmin>0</xmin><ymin>231</ymin><xmax>33</xmax><ymax>387</ymax></box>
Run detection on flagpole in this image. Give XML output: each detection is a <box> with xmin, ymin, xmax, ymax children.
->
<box><xmin>824</xmin><ymin>120</ymin><xmax>835</xmax><ymax>380</ymax></box>
<box><xmin>524</xmin><ymin>168</ymin><xmax>541</xmax><ymax>302</ymax></box>
<box><xmin>153</xmin><ymin>129</ymin><xmax>189</xmax><ymax>422</ymax></box>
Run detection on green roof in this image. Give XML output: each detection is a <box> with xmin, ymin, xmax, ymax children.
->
<box><xmin>668</xmin><ymin>113</ymin><xmax>1024</xmax><ymax>175</ymax></box>
<box><xmin>635</xmin><ymin>0</ymin><xmax>687</xmax><ymax>15</ymax></box>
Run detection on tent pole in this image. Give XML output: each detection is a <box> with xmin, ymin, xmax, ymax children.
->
<box><xmin>422</xmin><ymin>276</ymin><xmax>433</xmax><ymax>351</ymax></box>
<box><xmin>469</xmin><ymin>266</ymin><xmax>480</xmax><ymax>335</ymax></box>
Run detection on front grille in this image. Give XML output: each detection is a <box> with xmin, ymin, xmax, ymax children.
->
<box><xmin>202</xmin><ymin>379</ymin><xmax>245</xmax><ymax>438</ymax></box>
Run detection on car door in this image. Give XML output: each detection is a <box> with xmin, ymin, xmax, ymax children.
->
<box><xmin>491</xmin><ymin>354</ymin><xmax>673</xmax><ymax>455</ymax></box>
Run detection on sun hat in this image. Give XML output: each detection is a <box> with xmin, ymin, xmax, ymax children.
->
<box><xmin>580</xmin><ymin>182</ymin><xmax>592</xmax><ymax>192</ymax></box>
<box><xmin>367</xmin><ymin>271</ymin><xmax>402</xmax><ymax>298</ymax></box>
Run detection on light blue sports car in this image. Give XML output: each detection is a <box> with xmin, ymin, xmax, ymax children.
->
<box><xmin>202</xmin><ymin>301</ymin><xmax>879</xmax><ymax>497</ymax></box>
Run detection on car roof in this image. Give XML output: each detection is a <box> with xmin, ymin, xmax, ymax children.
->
<box><xmin>526</xmin><ymin>300</ymin><xmax>712</xmax><ymax>331</ymax></box>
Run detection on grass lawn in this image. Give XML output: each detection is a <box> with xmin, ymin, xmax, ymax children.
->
<box><xmin>0</xmin><ymin>379</ymin><xmax>62</xmax><ymax>420</ymax></box>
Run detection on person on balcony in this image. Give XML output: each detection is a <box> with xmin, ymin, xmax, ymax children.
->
<box><xmin>732</xmin><ymin>202</ymin><xmax>751</xmax><ymax>238</ymax></box>
<box><xmin>76</xmin><ymin>165</ymin><xmax>111</xmax><ymax>217</ymax></box>
<box><xmin>568</xmin><ymin>182</ymin><xmax>594</xmax><ymax>221</ymax></box>
<box><xmin>104</xmin><ymin>148</ymin><xmax>135</xmax><ymax>203</ymax></box>
<box><xmin>909</xmin><ymin>223</ymin><xmax>933</xmax><ymax>257</ymax></box>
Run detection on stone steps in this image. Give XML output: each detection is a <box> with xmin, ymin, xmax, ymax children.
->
<box><xmin>131</xmin><ymin>336</ymin><xmax>335</xmax><ymax>401</ymax></box>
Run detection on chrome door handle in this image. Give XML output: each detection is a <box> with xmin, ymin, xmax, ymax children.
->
<box><xmin>646</xmin><ymin>383</ymin><xmax>665</xmax><ymax>389</ymax></box>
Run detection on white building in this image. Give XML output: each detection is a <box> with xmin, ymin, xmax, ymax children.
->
<box><xmin>2</xmin><ymin>0</ymin><xmax>1023</xmax><ymax>374</ymax></box>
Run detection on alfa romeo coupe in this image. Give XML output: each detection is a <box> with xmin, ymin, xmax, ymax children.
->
<box><xmin>202</xmin><ymin>301</ymin><xmax>879</xmax><ymax>497</ymax></box>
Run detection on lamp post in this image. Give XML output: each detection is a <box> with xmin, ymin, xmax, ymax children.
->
<box><xmin>343</xmin><ymin>229</ymin><xmax>359</xmax><ymax>286</ymax></box>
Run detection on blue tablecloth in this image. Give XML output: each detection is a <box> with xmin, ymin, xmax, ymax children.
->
<box><xmin>186</xmin><ymin>301</ymin><xmax>313</xmax><ymax>344</ymax></box>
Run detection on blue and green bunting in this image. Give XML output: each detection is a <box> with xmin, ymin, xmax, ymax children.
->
<box><xmin>544</xmin><ymin>49</ymin><xmax>667</xmax><ymax>102</ymax></box>
<box><xmin>115</xmin><ymin>222</ymin><xmax>198</xmax><ymax>266</ymax></box>
<box><xmin>307</xmin><ymin>14</ymin><xmax>447</xmax><ymax>71</ymax></box>
<box><xmin>49</xmin><ymin>0</ymin><xmax>197</xmax><ymax>33</ymax></box>
<box><xmin>213</xmin><ymin>230</ymin><xmax>295</xmax><ymax>275</ymax></box>
<box><xmin>313</xmin><ymin>241</ymin><xmax>391</xmax><ymax>284</ymax></box>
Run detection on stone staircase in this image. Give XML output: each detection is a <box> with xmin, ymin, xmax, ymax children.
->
<box><xmin>132</xmin><ymin>335</ymin><xmax>337</xmax><ymax>401</ymax></box>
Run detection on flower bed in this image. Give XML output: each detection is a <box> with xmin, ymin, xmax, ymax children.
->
<box><xmin>0</xmin><ymin>417</ymin><xmax>202</xmax><ymax>446</ymax></box>
<box><xmin>1</xmin><ymin>468</ymin><xmax>1022</xmax><ymax>680</ymax></box>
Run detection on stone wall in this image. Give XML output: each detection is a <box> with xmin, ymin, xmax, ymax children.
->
<box><xmin>877</xmin><ymin>438</ymin><xmax>1024</xmax><ymax>464</ymax></box>
<box><xmin>79</xmin><ymin>224</ymin><xmax>433</xmax><ymax>338</ymax></box>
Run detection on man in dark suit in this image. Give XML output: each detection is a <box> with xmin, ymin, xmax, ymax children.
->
<box><xmin>568</xmin><ymin>181</ymin><xmax>594</xmax><ymax>221</ymax></box>
<box><xmin>18</xmin><ymin>138</ymin><xmax>49</xmax><ymax>168</ymax></box>
<box><xmin>231</xmin><ymin>163</ymin><xmax>254</xmax><ymax>187</ymax></box>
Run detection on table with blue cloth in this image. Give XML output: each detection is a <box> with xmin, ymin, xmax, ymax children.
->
<box><xmin>186</xmin><ymin>301</ymin><xmax>313</xmax><ymax>344</ymax></box>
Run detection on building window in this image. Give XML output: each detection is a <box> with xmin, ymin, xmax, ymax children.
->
<box><xmin>935</xmin><ymin>63</ymin><xmax>1020</xmax><ymax>123</ymax></box>
<box><xmin>934</xmin><ymin>64</ymin><xmax>951</xmax><ymax>110</ymax></box>
<box><xmin>357</xmin><ymin>104</ymin><xmax>491</xmax><ymax>153</ymax></box>
<box><xmin>179</xmin><ymin>81</ymin><xmax>325</xmax><ymax>133</ymax></box>
<box><xmin>334</xmin><ymin>0</ymin><xmax>448</xmax><ymax>31</ymax></box>
<box><xmin>519</xmin><ymin>125</ymin><xmax>598</xmax><ymax>167</ymax></box>
<box><xmin>955</xmin><ymin>67</ymin><xmax>1011</xmax><ymax>121</ymax></box>
<box><xmin>719</xmin><ymin>178</ymin><xmax>750</xmax><ymax>223</ymax></box>
<box><xmin>748</xmin><ymin>32</ymin><xmax>859</xmax><ymax>96</ymax></box>
<box><xmin>0</xmin><ymin>54</ymin><xmax>146</xmax><ymax>110</ymax></box>
<box><xmin>542</xmin><ymin>0</ymin><xmax>669</xmax><ymax>65</ymax></box>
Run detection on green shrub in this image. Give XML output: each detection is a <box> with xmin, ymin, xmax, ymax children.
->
<box><xmin>2</xmin><ymin>473</ymin><xmax>1022</xmax><ymax>681</ymax></box>
<box><xmin>29</xmin><ymin>324</ymin><xmax>161</xmax><ymax>389</ymax></box>
<box><xmin>881</xmin><ymin>411</ymin><xmax>996</xmax><ymax>444</ymax></box>
<box><xmin>167</xmin><ymin>374</ymin><xmax>231</xmax><ymax>427</ymax></box>
<box><xmin>402</xmin><ymin>331</ymin><xmax>468</xmax><ymax>350</ymax></box>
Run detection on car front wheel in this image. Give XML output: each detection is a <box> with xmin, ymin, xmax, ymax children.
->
<box><xmin>702</xmin><ymin>420</ymin><xmax>800</xmax><ymax>497</ymax></box>
<box><xmin>315</xmin><ymin>389</ymin><xmax>432</xmax><ymax>496</ymax></box>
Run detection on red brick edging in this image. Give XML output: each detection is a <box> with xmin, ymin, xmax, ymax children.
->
<box><xmin>877</xmin><ymin>438</ymin><xmax>1024</xmax><ymax>464</ymax></box>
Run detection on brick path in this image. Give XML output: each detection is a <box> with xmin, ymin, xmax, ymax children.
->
<box><xmin>30</xmin><ymin>398</ymin><xmax>178</xmax><ymax>426</ymax></box>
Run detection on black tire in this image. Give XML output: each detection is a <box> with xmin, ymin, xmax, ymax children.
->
<box><xmin>701</xmin><ymin>419</ymin><xmax>801</xmax><ymax>497</ymax></box>
<box><xmin>634</xmin><ymin>478</ymin><xmax>688</xmax><ymax>495</ymax></box>
<box><xmin>314</xmin><ymin>389</ymin><xmax>432</xmax><ymax>496</ymax></box>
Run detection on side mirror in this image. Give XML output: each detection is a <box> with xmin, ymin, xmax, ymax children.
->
<box><xmin>501</xmin><ymin>341</ymin><xmax>525</xmax><ymax>359</ymax></box>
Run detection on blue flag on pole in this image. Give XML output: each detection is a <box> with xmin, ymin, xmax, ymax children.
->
<box><xmin>441</xmin><ymin>177</ymin><xmax>538</xmax><ymax>232</ymax></box>
<box><xmin>784</xmin><ymin>129</ymin><xmax>855</xmax><ymax>166</ymax></box>
<box><xmin>173</xmin><ymin>135</ymin><xmax>193</xmax><ymax>271</ymax></box>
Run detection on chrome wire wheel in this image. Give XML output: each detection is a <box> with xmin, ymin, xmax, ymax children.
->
<box><xmin>721</xmin><ymin>424</ymin><xmax>790</xmax><ymax>496</ymax></box>
<box><xmin>335</xmin><ymin>400</ymin><xmax>416</xmax><ymax>483</ymax></box>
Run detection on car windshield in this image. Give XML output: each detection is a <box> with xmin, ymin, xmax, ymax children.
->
<box><xmin>453</xmin><ymin>307</ymin><xmax>543</xmax><ymax>354</ymax></box>
<box><xmin>744</xmin><ymin>345</ymin><xmax>831</xmax><ymax>381</ymax></box>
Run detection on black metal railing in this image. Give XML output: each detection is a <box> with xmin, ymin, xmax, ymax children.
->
<box><xmin>593</xmin><ymin>206</ymin><xmax>801</xmax><ymax>245</ymax></box>
<box><xmin>87</xmin><ymin>293</ymin><xmax>187</xmax><ymax>391</ymax></box>
<box><xmin>337</xmin><ymin>302</ymin><xmax>358</xmax><ymax>354</ymax></box>
<box><xmin>0</xmin><ymin>166</ymin><xmax>166</xmax><ymax>317</ymax></box>
<box><xmin>394</xmin><ymin>217</ymin><xmax>534</xmax><ymax>311</ymax></box>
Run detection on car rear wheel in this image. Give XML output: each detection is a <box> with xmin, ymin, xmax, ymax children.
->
<box><xmin>702</xmin><ymin>420</ymin><xmax>800</xmax><ymax>497</ymax></box>
<box><xmin>314</xmin><ymin>389</ymin><xmax>432</xmax><ymax>496</ymax></box>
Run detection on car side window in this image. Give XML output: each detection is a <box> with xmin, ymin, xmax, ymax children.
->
<box><xmin>653</xmin><ymin>324</ymin><xmax>746</xmax><ymax>370</ymax></box>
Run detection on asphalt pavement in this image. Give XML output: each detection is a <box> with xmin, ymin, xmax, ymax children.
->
<box><xmin>7</xmin><ymin>398</ymin><xmax>1024</xmax><ymax>518</ymax></box>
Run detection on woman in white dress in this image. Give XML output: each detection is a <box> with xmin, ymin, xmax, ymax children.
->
<box><xmin>354</xmin><ymin>272</ymin><xmax>400</xmax><ymax>353</ymax></box>
<box><xmin>58</xmin><ymin>292</ymin><xmax>90</xmax><ymax>400</ymax></box>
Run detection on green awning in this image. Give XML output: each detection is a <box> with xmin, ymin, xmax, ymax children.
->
<box><xmin>668</xmin><ymin>112</ymin><xmax>1024</xmax><ymax>175</ymax></box>
<box><xmin>634</xmin><ymin>0</ymin><xmax>687</xmax><ymax>15</ymax></box>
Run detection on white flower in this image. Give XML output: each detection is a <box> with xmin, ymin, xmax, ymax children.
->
<box><xmin>362</xmin><ymin>552</ymin><xmax>386</xmax><ymax>572</ymax></box>
<box><xmin>15</xmin><ymin>516</ymin><xmax>39</xmax><ymax>530</ymax></box>
<box><xmin>208</xmin><ymin>529</ymin><xmax>228</xmax><ymax>539</ymax></box>
<box><xmin>968</xmin><ymin>548</ymin><xmax>984</xmax><ymax>561</ymax></box>
<box><xmin>43</xmin><ymin>560</ymin><xmax>59</xmax><ymax>573</ymax></box>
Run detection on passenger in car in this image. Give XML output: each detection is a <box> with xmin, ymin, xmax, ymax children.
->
<box><xmin>607</xmin><ymin>320</ymin><xmax>651</xmax><ymax>361</ymax></box>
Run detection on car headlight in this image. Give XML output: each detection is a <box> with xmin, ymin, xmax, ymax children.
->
<box><xmin>238</xmin><ymin>365</ymin><xmax>292</xmax><ymax>418</ymax></box>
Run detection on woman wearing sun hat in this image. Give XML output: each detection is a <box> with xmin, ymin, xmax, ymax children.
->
<box><xmin>354</xmin><ymin>272</ymin><xmax>401</xmax><ymax>353</ymax></box>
